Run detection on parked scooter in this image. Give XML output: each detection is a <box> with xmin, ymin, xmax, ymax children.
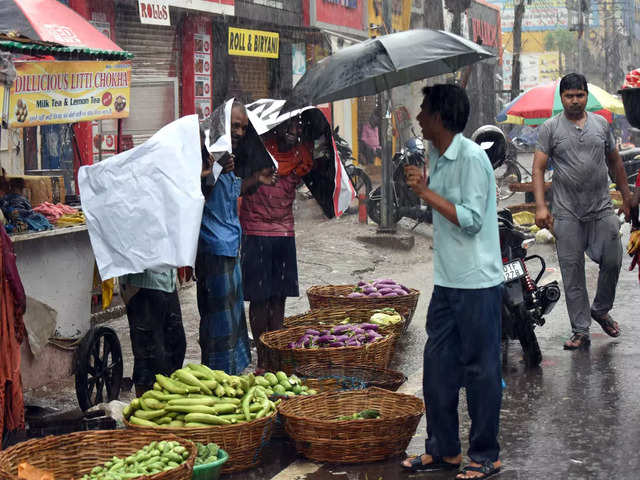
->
<box><xmin>332</xmin><ymin>126</ymin><xmax>372</xmax><ymax>210</ymax></box>
<box><xmin>499</xmin><ymin>209</ymin><xmax>561</xmax><ymax>367</ymax></box>
<box><xmin>367</xmin><ymin>136</ymin><xmax>432</xmax><ymax>226</ymax></box>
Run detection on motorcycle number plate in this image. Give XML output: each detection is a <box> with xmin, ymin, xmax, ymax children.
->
<box><xmin>503</xmin><ymin>260</ymin><xmax>526</xmax><ymax>282</ymax></box>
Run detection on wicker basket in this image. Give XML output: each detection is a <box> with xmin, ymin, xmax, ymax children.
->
<box><xmin>307</xmin><ymin>285</ymin><xmax>420</xmax><ymax>326</ymax></box>
<box><xmin>283</xmin><ymin>307</ymin><xmax>406</xmax><ymax>337</ymax></box>
<box><xmin>0</xmin><ymin>430</ymin><xmax>196</xmax><ymax>480</ymax></box>
<box><xmin>295</xmin><ymin>363</ymin><xmax>407</xmax><ymax>393</ymax></box>
<box><xmin>124</xmin><ymin>413</ymin><xmax>275</xmax><ymax>474</ymax></box>
<box><xmin>258</xmin><ymin>325</ymin><xmax>397</xmax><ymax>375</ymax></box>
<box><xmin>278</xmin><ymin>387</ymin><xmax>424</xmax><ymax>463</ymax></box>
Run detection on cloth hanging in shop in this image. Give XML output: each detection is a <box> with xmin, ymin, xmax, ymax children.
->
<box><xmin>0</xmin><ymin>223</ymin><xmax>26</xmax><ymax>440</ymax></box>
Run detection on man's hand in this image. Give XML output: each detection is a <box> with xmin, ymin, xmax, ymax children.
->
<box><xmin>404</xmin><ymin>165</ymin><xmax>428</xmax><ymax>196</ymax></box>
<box><xmin>218</xmin><ymin>152</ymin><xmax>235</xmax><ymax>173</ymax></box>
<box><xmin>257</xmin><ymin>167</ymin><xmax>277</xmax><ymax>186</ymax></box>
<box><xmin>619</xmin><ymin>195</ymin><xmax>631</xmax><ymax>222</ymax></box>
<box><xmin>535</xmin><ymin>205</ymin><xmax>554</xmax><ymax>231</ymax></box>
<box><xmin>201</xmin><ymin>153</ymin><xmax>213</xmax><ymax>178</ymax></box>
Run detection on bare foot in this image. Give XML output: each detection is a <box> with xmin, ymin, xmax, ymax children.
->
<box><xmin>455</xmin><ymin>460</ymin><xmax>502</xmax><ymax>479</ymax></box>
<box><xmin>401</xmin><ymin>452</ymin><xmax>462</xmax><ymax>468</ymax></box>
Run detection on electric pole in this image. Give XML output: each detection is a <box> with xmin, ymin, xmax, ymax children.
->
<box><xmin>577</xmin><ymin>0</ymin><xmax>584</xmax><ymax>73</ymax></box>
<box><xmin>510</xmin><ymin>0</ymin><xmax>525</xmax><ymax>100</ymax></box>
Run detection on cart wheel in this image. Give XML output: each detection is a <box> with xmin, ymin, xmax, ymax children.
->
<box><xmin>75</xmin><ymin>326</ymin><xmax>123</xmax><ymax>411</ymax></box>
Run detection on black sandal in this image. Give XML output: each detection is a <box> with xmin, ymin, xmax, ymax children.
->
<box><xmin>402</xmin><ymin>454</ymin><xmax>460</xmax><ymax>472</ymax></box>
<box><xmin>591</xmin><ymin>311</ymin><xmax>621</xmax><ymax>338</ymax></box>
<box><xmin>456</xmin><ymin>460</ymin><xmax>501</xmax><ymax>479</ymax></box>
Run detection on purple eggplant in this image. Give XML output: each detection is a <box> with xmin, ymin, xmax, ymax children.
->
<box><xmin>329</xmin><ymin>341</ymin><xmax>346</xmax><ymax>347</ymax></box>
<box><xmin>357</xmin><ymin>280</ymin><xmax>368</xmax><ymax>287</ymax></box>
<box><xmin>305</xmin><ymin>329</ymin><xmax>320</xmax><ymax>336</ymax></box>
<box><xmin>360</xmin><ymin>323</ymin><xmax>379</xmax><ymax>331</ymax></box>
<box><xmin>383</xmin><ymin>292</ymin><xmax>398</xmax><ymax>297</ymax></box>
<box><xmin>333</xmin><ymin>335</ymin><xmax>350</xmax><ymax>342</ymax></box>
<box><xmin>346</xmin><ymin>338</ymin><xmax>361</xmax><ymax>346</ymax></box>
<box><xmin>317</xmin><ymin>334</ymin><xmax>336</xmax><ymax>343</ymax></box>
<box><xmin>368</xmin><ymin>292</ymin><xmax>382</xmax><ymax>297</ymax></box>
<box><xmin>331</xmin><ymin>324</ymin><xmax>353</xmax><ymax>335</ymax></box>
<box><xmin>347</xmin><ymin>292</ymin><xmax>365</xmax><ymax>298</ymax></box>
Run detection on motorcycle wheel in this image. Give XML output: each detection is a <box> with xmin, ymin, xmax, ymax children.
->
<box><xmin>495</xmin><ymin>162</ymin><xmax>521</xmax><ymax>202</ymax></box>
<box><xmin>514</xmin><ymin>306</ymin><xmax>542</xmax><ymax>368</ymax></box>
<box><xmin>367</xmin><ymin>185</ymin><xmax>402</xmax><ymax>225</ymax></box>
<box><xmin>346</xmin><ymin>166</ymin><xmax>372</xmax><ymax>214</ymax></box>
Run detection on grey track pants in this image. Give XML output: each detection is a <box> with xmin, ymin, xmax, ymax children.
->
<box><xmin>554</xmin><ymin>214</ymin><xmax>622</xmax><ymax>335</ymax></box>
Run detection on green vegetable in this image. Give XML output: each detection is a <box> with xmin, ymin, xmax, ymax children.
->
<box><xmin>174</xmin><ymin>368</ymin><xmax>213</xmax><ymax>395</ymax></box>
<box><xmin>273</xmin><ymin>384</ymin><xmax>286</xmax><ymax>395</ymax></box>
<box><xmin>254</xmin><ymin>376</ymin><xmax>270</xmax><ymax>387</ymax></box>
<box><xmin>166</xmin><ymin>404</ymin><xmax>217</xmax><ymax>415</ymax></box>
<box><xmin>156</xmin><ymin>374</ymin><xmax>189</xmax><ymax>394</ymax></box>
<box><xmin>134</xmin><ymin>408</ymin><xmax>167</xmax><ymax>420</ymax></box>
<box><xmin>184</xmin><ymin>413</ymin><xmax>231</xmax><ymax>425</ymax></box>
<box><xmin>264</xmin><ymin>372</ymin><xmax>278</xmax><ymax>386</ymax></box>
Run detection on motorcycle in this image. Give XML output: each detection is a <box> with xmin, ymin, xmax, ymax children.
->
<box><xmin>332</xmin><ymin>126</ymin><xmax>372</xmax><ymax>212</ymax></box>
<box><xmin>367</xmin><ymin>136</ymin><xmax>433</xmax><ymax>227</ymax></box>
<box><xmin>499</xmin><ymin>209</ymin><xmax>561</xmax><ymax>367</ymax></box>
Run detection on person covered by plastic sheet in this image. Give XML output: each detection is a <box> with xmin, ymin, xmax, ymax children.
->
<box><xmin>400</xmin><ymin>85</ymin><xmax>504</xmax><ymax>479</ymax></box>
<box><xmin>197</xmin><ymin>100</ymin><xmax>276</xmax><ymax>375</ymax></box>
<box><xmin>239</xmin><ymin>115</ymin><xmax>314</xmax><ymax>369</ymax></box>
<box><xmin>119</xmin><ymin>268</ymin><xmax>186</xmax><ymax>397</ymax></box>
<box><xmin>533</xmin><ymin>73</ymin><xmax>631</xmax><ymax>350</ymax></box>
<box><xmin>360</xmin><ymin>111</ymin><xmax>381</xmax><ymax>165</ymax></box>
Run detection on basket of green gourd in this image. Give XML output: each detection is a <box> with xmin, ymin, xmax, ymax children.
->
<box><xmin>277</xmin><ymin>387</ymin><xmax>425</xmax><ymax>463</ymax></box>
<box><xmin>123</xmin><ymin>364</ymin><xmax>312</xmax><ymax>473</ymax></box>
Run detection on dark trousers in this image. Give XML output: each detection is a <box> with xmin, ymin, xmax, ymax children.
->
<box><xmin>424</xmin><ymin>284</ymin><xmax>502</xmax><ymax>463</ymax></box>
<box><xmin>126</xmin><ymin>288</ymin><xmax>186</xmax><ymax>388</ymax></box>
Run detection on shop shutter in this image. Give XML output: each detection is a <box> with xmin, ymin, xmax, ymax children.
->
<box><xmin>114</xmin><ymin>2</ymin><xmax>180</xmax><ymax>146</ymax></box>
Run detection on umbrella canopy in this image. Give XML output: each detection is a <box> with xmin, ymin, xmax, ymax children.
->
<box><xmin>285</xmin><ymin>29</ymin><xmax>493</xmax><ymax>108</ymax></box>
<box><xmin>497</xmin><ymin>81</ymin><xmax>624</xmax><ymax>125</ymax></box>
<box><xmin>0</xmin><ymin>0</ymin><xmax>126</xmax><ymax>56</ymax></box>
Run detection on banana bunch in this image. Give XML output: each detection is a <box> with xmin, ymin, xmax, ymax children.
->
<box><xmin>627</xmin><ymin>230</ymin><xmax>640</xmax><ymax>256</ymax></box>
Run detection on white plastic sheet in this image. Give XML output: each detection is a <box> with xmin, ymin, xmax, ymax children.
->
<box><xmin>78</xmin><ymin>115</ymin><xmax>204</xmax><ymax>279</ymax></box>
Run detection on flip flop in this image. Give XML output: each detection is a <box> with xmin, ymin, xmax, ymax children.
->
<box><xmin>456</xmin><ymin>460</ymin><xmax>501</xmax><ymax>479</ymax></box>
<box><xmin>402</xmin><ymin>455</ymin><xmax>460</xmax><ymax>472</ymax></box>
<box><xmin>591</xmin><ymin>311</ymin><xmax>621</xmax><ymax>338</ymax></box>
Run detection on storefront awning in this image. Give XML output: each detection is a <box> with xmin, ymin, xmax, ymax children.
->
<box><xmin>0</xmin><ymin>0</ymin><xmax>132</xmax><ymax>60</ymax></box>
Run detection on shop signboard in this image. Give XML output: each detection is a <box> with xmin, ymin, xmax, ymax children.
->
<box><xmin>368</xmin><ymin>0</ymin><xmax>411</xmax><ymax>34</ymax></box>
<box><xmin>228</xmin><ymin>27</ymin><xmax>279</xmax><ymax>58</ymax></box>
<box><xmin>5</xmin><ymin>61</ymin><xmax>131</xmax><ymax>128</ymax></box>
<box><xmin>194</xmin><ymin>30</ymin><xmax>212</xmax><ymax>118</ymax></box>
<box><xmin>168</xmin><ymin>0</ymin><xmax>234</xmax><ymax>15</ymax></box>
<box><xmin>468</xmin><ymin>0</ymin><xmax>501</xmax><ymax>57</ymax></box>
<box><xmin>138</xmin><ymin>0</ymin><xmax>171</xmax><ymax>26</ymax></box>
<box><xmin>314</xmin><ymin>0</ymin><xmax>365</xmax><ymax>32</ymax></box>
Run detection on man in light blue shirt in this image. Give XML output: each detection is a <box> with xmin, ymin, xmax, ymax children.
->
<box><xmin>401</xmin><ymin>84</ymin><xmax>503</xmax><ymax>480</ymax></box>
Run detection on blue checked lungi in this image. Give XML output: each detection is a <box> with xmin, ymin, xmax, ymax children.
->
<box><xmin>196</xmin><ymin>252</ymin><xmax>251</xmax><ymax>374</ymax></box>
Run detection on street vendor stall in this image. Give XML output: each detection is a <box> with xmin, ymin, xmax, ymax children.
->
<box><xmin>0</xmin><ymin>0</ymin><xmax>133</xmax><ymax>414</ymax></box>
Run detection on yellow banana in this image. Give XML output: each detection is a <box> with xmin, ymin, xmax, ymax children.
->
<box><xmin>627</xmin><ymin>230</ymin><xmax>640</xmax><ymax>255</ymax></box>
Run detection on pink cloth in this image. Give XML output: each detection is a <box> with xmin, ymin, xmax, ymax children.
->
<box><xmin>361</xmin><ymin>123</ymin><xmax>380</xmax><ymax>150</ymax></box>
<box><xmin>33</xmin><ymin>202</ymin><xmax>78</xmax><ymax>221</ymax></box>
<box><xmin>239</xmin><ymin>173</ymin><xmax>299</xmax><ymax>237</ymax></box>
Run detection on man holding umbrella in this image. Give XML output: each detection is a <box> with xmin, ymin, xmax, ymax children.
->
<box><xmin>533</xmin><ymin>73</ymin><xmax>631</xmax><ymax>350</ymax></box>
<box><xmin>402</xmin><ymin>84</ymin><xmax>503</xmax><ymax>479</ymax></box>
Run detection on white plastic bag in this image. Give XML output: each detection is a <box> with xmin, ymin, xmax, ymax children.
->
<box><xmin>79</xmin><ymin>115</ymin><xmax>204</xmax><ymax>279</ymax></box>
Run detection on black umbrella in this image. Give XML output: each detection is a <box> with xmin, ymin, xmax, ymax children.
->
<box><xmin>285</xmin><ymin>29</ymin><xmax>493</xmax><ymax>109</ymax></box>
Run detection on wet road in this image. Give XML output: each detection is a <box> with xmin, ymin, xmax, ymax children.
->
<box><xmin>22</xmin><ymin>164</ymin><xmax>640</xmax><ymax>479</ymax></box>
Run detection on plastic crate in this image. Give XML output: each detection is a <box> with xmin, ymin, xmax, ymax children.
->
<box><xmin>192</xmin><ymin>449</ymin><xmax>229</xmax><ymax>480</ymax></box>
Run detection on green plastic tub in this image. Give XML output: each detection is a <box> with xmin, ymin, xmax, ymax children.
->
<box><xmin>192</xmin><ymin>449</ymin><xmax>229</xmax><ymax>480</ymax></box>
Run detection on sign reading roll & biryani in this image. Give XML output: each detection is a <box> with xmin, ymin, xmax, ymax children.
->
<box><xmin>228</xmin><ymin>27</ymin><xmax>279</xmax><ymax>58</ymax></box>
<box><xmin>7</xmin><ymin>61</ymin><xmax>131</xmax><ymax>128</ymax></box>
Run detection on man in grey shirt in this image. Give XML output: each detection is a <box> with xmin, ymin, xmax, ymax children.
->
<box><xmin>533</xmin><ymin>73</ymin><xmax>631</xmax><ymax>350</ymax></box>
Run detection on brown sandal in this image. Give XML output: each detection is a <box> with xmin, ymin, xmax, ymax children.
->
<box><xmin>591</xmin><ymin>311</ymin><xmax>621</xmax><ymax>338</ymax></box>
<box><xmin>564</xmin><ymin>333</ymin><xmax>591</xmax><ymax>350</ymax></box>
